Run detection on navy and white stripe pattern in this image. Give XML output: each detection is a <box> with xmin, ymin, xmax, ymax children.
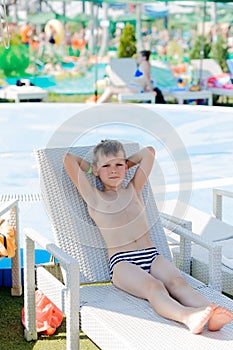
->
<box><xmin>109</xmin><ymin>247</ymin><xmax>160</xmax><ymax>278</ymax></box>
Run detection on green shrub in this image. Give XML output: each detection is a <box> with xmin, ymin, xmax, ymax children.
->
<box><xmin>209</xmin><ymin>34</ymin><xmax>229</xmax><ymax>72</ymax></box>
<box><xmin>118</xmin><ymin>23</ymin><xmax>137</xmax><ymax>58</ymax></box>
<box><xmin>189</xmin><ymin>35</ymin><xmax>211</xmax><ymax>60</ymax></box>
<box><xmin>0</xmin><ymin>44</ymin><xmax>30</xmax><ymax>77</ymax></box>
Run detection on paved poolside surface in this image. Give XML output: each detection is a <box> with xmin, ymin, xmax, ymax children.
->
<box><xmin>0</xmin><ymin>103</ymin><xmax>232</xmax><ymax>245</ymax></box>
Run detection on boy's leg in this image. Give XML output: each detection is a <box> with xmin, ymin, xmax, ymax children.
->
<box><xmin>97</xmin><ymin>86</ymin><xmax>131</xmax><ymax>103</ymax></box>
<box><xmin>150</xmin><ymin>255</ymin><xmax>209</xmax><ymax>307</ymax></box>
<box><xmin>150</xmin><ymin>255</ymin><xmax>233</xmax><ymax>330</ymax></box>
<box><xmin>112</xmin><ymin>261</ymin><xmax>214</xmax><ymax>334</ymax></box>
<box><xmin>97</xmin><ymin>86</ymin><xmax>113</xmax><ymax>103</ymax></box>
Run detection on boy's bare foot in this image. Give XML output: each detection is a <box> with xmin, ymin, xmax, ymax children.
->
<box><xmin>186</xmin><ymin>304</ymin><xmax>215</xmax><ymax>334</ymax></box>
<box><xmin>208</xmin><ymin>306</ymin><xmax>233</xmax><ymax>331</ymax></box>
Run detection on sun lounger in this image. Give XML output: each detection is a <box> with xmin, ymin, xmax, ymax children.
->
<box><xmin>163</xmin><ymin>199</ymin><xmax>233</xmax><ymax>295</ymax></box>
<box><xmin>0</xmin><ymin>85</ymin><xmax>48</xmax><ymax>103</ymax></box>
<box><xmin>191</xmin><ymin>59</ymin><xmax>223</xmax><ymax>83</ymax></box>
<box><xmin>226</xmin><ymin>59</ymin><xmax>233</xmax><ymax>76</ymax></box>
<box><xmin>151</xmin><ymin>60</ymin><xmax>212</xmax><ymax>105</ymax></box>
<box><xmin>191</xmin><ymin>59</ymin><xmax>233</xmax><ymax>100</ymax></box>
<box><xmin>23</xmin><ymin>143</ymin><xmax>233</xmax><ymax>350</ymax></box>
<box><xmin>0</xmin><ymin>199</ymin><xmax>22</xmax><ymax>296</ymax></box>
<box><xmin>213</xmin><ymin>187</ymin><xmax>233</xmax><ymax>221</ymax></box>
<box><xmin>107</xmin><ymin>58</ymin><xmax>155</xmax><ymax>103</ymax></box>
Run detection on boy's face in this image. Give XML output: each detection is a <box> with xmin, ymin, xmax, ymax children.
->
<box><xmin>94</xmin><ymin>151</ymin><xmax>127</xmax><ymax>190</ymax></box>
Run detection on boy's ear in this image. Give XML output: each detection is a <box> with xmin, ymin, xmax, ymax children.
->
<box><xmin>125</xmin><ymin>160</ymin><xmax>129</xmax><ymax>171</ymax></box>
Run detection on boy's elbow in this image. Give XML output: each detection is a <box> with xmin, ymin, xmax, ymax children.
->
<box><xmin>63</xmin><ymin>153</ymin><xmax>74</xmax><ymax>168</ymax></box>
<box><xmin>147</xmin><ymin>146</ymin><xmax>155</xmax><ymax>157</ymax></box>
<box><xmin>63</xmin><ymin>152</ymin><xmax>70</xmax><ymax>164</ymax></box>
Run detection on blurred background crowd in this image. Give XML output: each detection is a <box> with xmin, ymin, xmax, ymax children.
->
<box><xmin>0</xmin><ymin>1</ymin><xmax>233</xmax><ymax>87</ymax></box>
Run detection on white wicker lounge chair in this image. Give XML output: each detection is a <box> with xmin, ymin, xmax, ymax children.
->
<box><xmin>23</xmin><ymin>144</ymin><xmax>233</xmax><ymax>350</ymax></box>
<box><xmin>0</xmin><ymin>199</ymin><xmax>22</xmax><ymax>296</ymax></box>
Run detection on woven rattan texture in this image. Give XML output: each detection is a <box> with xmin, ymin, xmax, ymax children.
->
<box><xmin>36</xmin><ymin>144</ymin><xmax>172</xmax><ymax>283</ymax></box>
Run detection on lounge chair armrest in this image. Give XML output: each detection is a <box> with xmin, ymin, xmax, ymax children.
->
<box><xmin>0</xmin><ymin>199</ymin><xmax>18</xmax><ymax>216</ymax></box>
<box><xmin>24</xmin><ymin>227</ymin><xmax>78</xmax><ymax>267</ymax></box>
<box><xmin>161</xmin><ymin>216</ymin><xmax>222</xmax><ymax>292</ymax></box>
<box><xmin>213</xmin><ymin>187</ymin><xmax>233</xmax><ymax>220</ymax></box>
<box><xmin>23</xmin><ymin>227</ymin><xmax>80</xmax><ymax>347</ymax></box>
<box><xmin>160</xmin><ymin>212</ymin><xmax>192</xmax><ymax>230</ymax></box>
<box><xmin>161</xmin><ymin>216</ymin><xmax>220</xmax><ymax>249</ymax></box>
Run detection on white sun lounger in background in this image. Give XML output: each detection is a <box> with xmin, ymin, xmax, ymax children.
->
<box><xmin>191</xmin><ymin>58</ymin><xmax>223</xmax><ymax>83</ymax></box>
<box><xmin>107</xmin><ymin>58</ymin><xmax>155</xmax><ymax>103</ymax></box>
<box><xmin>23</xmin><ymin>141</ymin><xmax>233</xmax><ymax>350</ymax></box>
<box><xmin>226</xmin><ymin>59</ymin><xmax>233</xmax><ymax>77</ymax></box>
<box><xmin>191</xmin><ymin>59</ymin><xmax>233</xmax><ymax>100</ymax></box>
<box><xmin>163</xmin><ymin>199</ymin><xmax>233</xmax><ymax>295</ymax></box>
<box><xmin>213</xmin><ymin>187</ymin><xmax>233</xmax><ymax>221</ymax></box>
<box><xmin>151</xmin><ymin>59</ymin><xmax>213</xmax><ymax>105</ymax></box>
<box><xmin>0</xmin><ymin>85</ymin><xmax>48</xmax><ymax>103</ymax></box>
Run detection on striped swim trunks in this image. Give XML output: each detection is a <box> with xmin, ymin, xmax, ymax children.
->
<box><xmin>109</xmin><ymin>247</ymin><xmax>160</xmax><ymax>278</ymax></box>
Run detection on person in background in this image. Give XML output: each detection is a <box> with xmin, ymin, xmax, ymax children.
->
<box><xmin>98</xmin><ymin>50</ymin><xmax>165</xmax><ymax>104</ymax></box>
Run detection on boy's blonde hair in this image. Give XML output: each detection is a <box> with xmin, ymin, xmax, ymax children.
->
<box><xmin>93</xmin><ymin>139</ymin><xmax>126</xmax><ymax>164</ymax></box>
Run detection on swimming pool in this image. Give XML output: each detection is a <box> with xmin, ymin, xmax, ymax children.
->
<box><xmin>5</xmin><ymin>63</ymin><xmax>108</xmax><ymax>94</ymax></box>
<box><xmin>4</xmin><ymin>63</ymin><xmax>178</xmax><ymax>95</ymax></box>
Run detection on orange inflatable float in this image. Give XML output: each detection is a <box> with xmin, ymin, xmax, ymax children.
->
<box><xmin>22</xmin><ymin>290</ymin><xmax>63</xmax><ymax>335</ymax></box>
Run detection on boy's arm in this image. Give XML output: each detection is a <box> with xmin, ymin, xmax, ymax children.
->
<box><xmin>127</xmin><ymin>146</ymin><xmax>155</xmax><ymax>191</ymax></box>
<box><xmin>63</xmin><ymin>153</ymin><xmax>96</xmax><ymax>205</ymax></box>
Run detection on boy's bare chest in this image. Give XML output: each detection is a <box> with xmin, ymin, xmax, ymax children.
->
<box><xmin>88</xmin><ymin>189</ymin><xmax>144</xmax><ymax>228</ymax></box>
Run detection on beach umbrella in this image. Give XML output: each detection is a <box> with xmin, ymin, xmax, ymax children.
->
<box><xmin>112</xmin><ymin>13</ymin><xmax>155</xmax><ymax>24</ymax></box>
<box><xmin>28</xmin><ymin>12</ymin><xmax>57</xmax><ymax>25</ymax></box>
<box><xmin>71</xmin><ymin>13</ymin><xmax>90</xmax><ymax>24</ymax></box>
<box><xmin>217</xmin><ymin>11</ymin><xmax>233</xmax><ymax>23</ymax></box>
<box><xmin>170</xmin><ymin>12</ymin><xmax>211</xmax><ymax>26</ymax></box>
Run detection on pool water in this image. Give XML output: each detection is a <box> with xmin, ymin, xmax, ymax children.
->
<box><xmin>5</xmin><ymin>63</ymin><xmax>108</xmax><ymax>95</ymax></box>
<box><xmin>4</xmin><ymin>62</ymin><xmax>182</xmax><ymax>95</ymax></box>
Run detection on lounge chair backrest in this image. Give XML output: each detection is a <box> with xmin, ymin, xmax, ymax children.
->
<box><xmin>226</xmin><ymin>59</ymin><xmax>233</xmax><ymax>75</ymax></box>
<box><xmin>191</xmin><ymin>59</ymin><xmax>223</xmax><ymax>82</ymax></box>
<box><xmin>35</xmin><ymin>143</ymin><xmax>172</xmax><ymax>284</ymax></box>
<box><xmin>108</xmin><ymin>58</ymin><xmax>137</xmax><ymax>86</ymax></box>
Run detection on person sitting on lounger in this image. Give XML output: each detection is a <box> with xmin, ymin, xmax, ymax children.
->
<box><xmin>64</xmin><ymin>139</ymin><xmax>232</xmax><ymax>334</ymax></box>
<box><xmin>97</xmin><ymin>50</ymin><xmax>156</xmax><ymax>103</ymax></box>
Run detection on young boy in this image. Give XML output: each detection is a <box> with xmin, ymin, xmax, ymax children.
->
<box><xmin>64</xmin><ymin>139</ymin><xmax>232</xmax><ymax>334</ymax></box>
